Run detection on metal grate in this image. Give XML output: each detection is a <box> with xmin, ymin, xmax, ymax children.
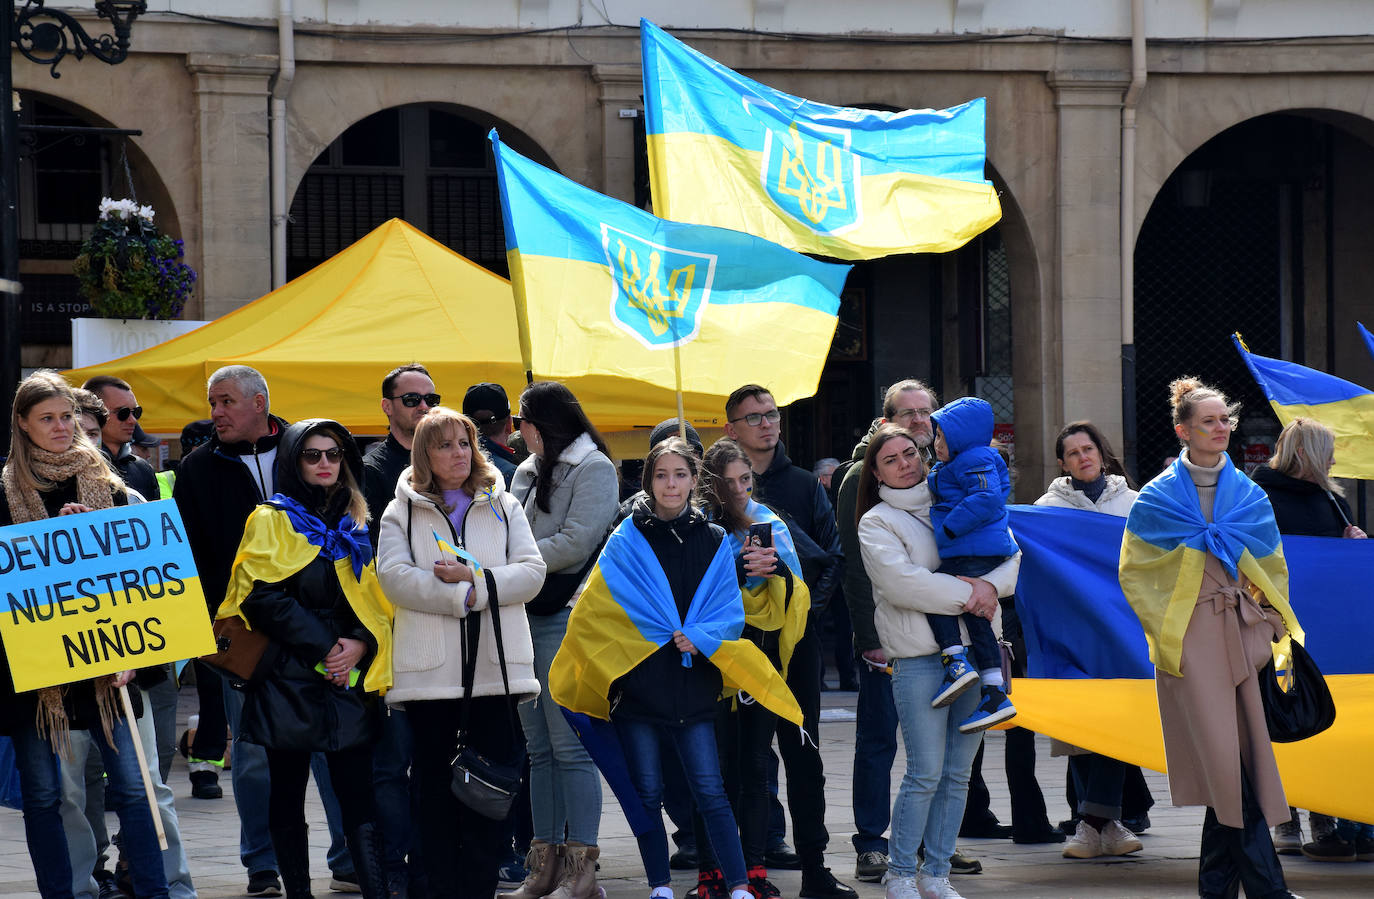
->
<box><xmin>1134</xmin><ymin>177</ymin><xmax>1284</xmax><ymax>478</ymax></box>
<box><xmin>975</xmin><ymin>231</ymin><xmax>1014</xmax><ymax>422</ymax></box>
<box><xmin>286</xmin><ymin>173</ymin><xmax>403</xmax><ymax>277</ymax></box>
<box><xmin>427</xmin><ymin>174</ymin><xmax>507</xmax><ymax>276</ymax></box>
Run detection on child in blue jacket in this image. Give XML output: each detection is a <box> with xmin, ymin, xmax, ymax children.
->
<box><xmin>926</xmin><ymin>396</ymin><xmax>1018</xmax><ymax>734</ymax></box>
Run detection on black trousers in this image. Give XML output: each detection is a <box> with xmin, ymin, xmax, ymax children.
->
<box><xmin>266</xmin><ymin>744</ymin><xmax>377</xmax><ymax>837</ymax></box>
<box><xmin>408</xmin><ymin>697</ymin><xmax>522</xmax><ymax>899</ymax></box>
<box><xmin>190</xmin><ymin>660</ymin><xmax>228</xmax><ymax>761</ymax></box>
<box><xmin>774</xmin><ymin>622</ymin><xmax>829</xmax><ymax>860</ymax></box>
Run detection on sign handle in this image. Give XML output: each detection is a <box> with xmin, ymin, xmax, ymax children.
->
<box><xmin>118</xmin><ymin>684</ymin><xmax>168</xmax><ymax>851</ymax></box>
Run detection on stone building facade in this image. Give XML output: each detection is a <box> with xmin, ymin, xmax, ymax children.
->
<box><xmin>12</xmin><ymin>2</ymin><xmax>1374</xmax><ymax>494</ymax></box>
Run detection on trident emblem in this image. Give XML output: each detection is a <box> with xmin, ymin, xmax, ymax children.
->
<box><xmin>615</xmin><ymin>239</ymin><xmax>695</xmax><ymax>338</ymax></box>
<box><xmin>774</xmin><ymin>124</ymin><xmax>849</xmax><ymax>225</ymax></box>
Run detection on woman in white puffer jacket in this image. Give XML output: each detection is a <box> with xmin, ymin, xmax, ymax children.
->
<box><xmin>377</xmin><ymin>407</ymin><xmax>546</xmax><ymax>899</ymax></box>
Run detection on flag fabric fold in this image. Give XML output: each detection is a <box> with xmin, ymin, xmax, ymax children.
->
<box><xmin>490</xmin><ymin>130</ymin><xmax>850</xmax><ymax>408</ymax></box>
<box><xmin>640</xmin><ymin>18</ymin><xmax>1001</xmax><ymax>260</ymax></box>
<box><xmin>724</xmin><ymin>499</ymin><xmax>810</xmax><ymax>678</ymax></box>
<box><xmin>1233</xmin><ymin>332</ymin><xmax>1374</xmax><ymax>480</ymax></box>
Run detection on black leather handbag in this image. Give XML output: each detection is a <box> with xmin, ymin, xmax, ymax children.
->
<box><xmin>450</xmin><ymin>569</ymin><xmax>527</xmax><ymax>820</ymax></box>
<box><xmin>1258</xmin><ymin>639</ymin><xmax>1336</xmax><ymax>743</ymax></box>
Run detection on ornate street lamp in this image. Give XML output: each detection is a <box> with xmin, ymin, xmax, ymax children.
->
<box><xmin>2</xmin><ymin>1</ymin><xmax>147</xmax><ymax>448</ymax></box>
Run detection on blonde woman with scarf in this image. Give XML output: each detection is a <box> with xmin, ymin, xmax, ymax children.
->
<box><xmin>1</xmin><ymin>371</ymin><xmax>168</xmax><ymax>899</ymax></box>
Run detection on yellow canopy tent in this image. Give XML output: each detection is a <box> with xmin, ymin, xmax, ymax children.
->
<box><xmin>65</xmin><ymin>219</ymin><xmax>733</xmax><ymax>436</ymax></box>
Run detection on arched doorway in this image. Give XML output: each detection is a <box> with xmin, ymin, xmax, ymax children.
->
<box><xmin>1133</xmin><ymin>111</ymin><xmax>1374</xmax><ymax>478</ymax></box>
<box><xmin>286</xmin><ymin>103</ymin><xmax>554</xmax><ymax>280</ymax></box>
<box><xmin>14</xmin><ymin>93</ymin><xmax>178</xmax><ymax>358</ymax></box>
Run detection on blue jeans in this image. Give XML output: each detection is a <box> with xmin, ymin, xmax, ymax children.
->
<box><xmin>616</xmin><ymin>718</ymin><xmax>746</xmax><ymax>889</ymax></box>
<box><xmin>222</xmin><ymin>680</ymin><xmax>352</xmax><ymax>876</ymax></box>
<box><xmin>517</xmin><ymin>608</ymin><xmax>602</xmax><ymax>845</ymax></box>
<box><xmin>889</xmin><ymin>654</ymin><xmax>983</xmax><ymax>879</ymax></box>
<box><xmin>852</xmin><ymin>656</ymin><xmax>898</xmax><ymax>854</ymax></box>
<box><xmin>372</xmin><ymin>704</ymin><xmax>415</xmax><ymax>870</ymax></box>
<box><xmin>13</xmin><ymin>721</ymin><xmax>76</xmax><ymax>899</ymax></box>
<box><xmin>60</xmin><ymin>690</ymin><xmax>195</xmax><ymax>899</ymax></box>
<box><xmin>1069</xmin><ymin>753</ymin><xmax>1128</xmax><ymax>820</ymax></box>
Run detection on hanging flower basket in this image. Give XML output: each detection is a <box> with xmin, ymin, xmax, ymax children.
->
<box><xmin>72</xmin><ymin>198</ymin><xmax>197</xmax><ymax>320</ymax></box>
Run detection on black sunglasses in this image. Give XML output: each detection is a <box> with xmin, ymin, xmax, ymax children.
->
<box><xmin>115</xmin><ymin>405</ymin><xmax>143</xmax><ymax>422</ymax></box>
<box><xmin>388</xmin><ymin>392</ymin><xmax>440</xmax><ymax>408</ymax></box>
<box><xmin>300</xmin><ymin>447</ymin><xmax>344</xmax><ymax>463</ymax></box>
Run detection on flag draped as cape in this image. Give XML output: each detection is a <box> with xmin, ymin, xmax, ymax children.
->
<box><xmin>725</xmin><ymin>499</ymin><xmax>809</xmax><ymax>678</ymax></box>
<box><xmin>218</xmin><ymin>503</ymin><xmax>394</xmax><ymax>694</ymax></box>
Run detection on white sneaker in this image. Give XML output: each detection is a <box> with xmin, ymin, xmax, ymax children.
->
<box><xmin>1062</xmin><ymin>819</ymin><xmax>1104</xmax><ymax>859</ymax></box>
<box><xmin>884</xmin><ymin>875</ymin><xmax>920</xmax><ymax>899</ymax></box>
<box><xmin>916</xmin><ymin>874</ymin><xmax>965</xmax><ymax>899</ymax></box>
<box><xmin>1101</xmin><ymin>819</ymin><xmax>1143</xmax><ymax>855</ymax></box>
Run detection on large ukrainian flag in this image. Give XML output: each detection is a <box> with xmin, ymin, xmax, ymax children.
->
<box><xmin>491</xmin><ymin>131</ymin><xmax>850</xmax><ymax>407</ymax></box>
<box><xmin>641</xmin><ymin>19</ymin><xmax>1001</xmax><ymax>261</ymax></box>
<box><xmin>1233</xmin><ymin>333</ymin><xmax>1374</xmax><ymax>480</ymax></box>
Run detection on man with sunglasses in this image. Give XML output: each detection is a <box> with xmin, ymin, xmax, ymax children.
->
<box><xmin>722</xmin><ymin>384</ymin><xmax>853</xmax><ymax>899</ymax></box>
<box><xmin>363</xmin><ymin>363</ymin><xmax>440</xmax><ymax>547</ymax></box>
<box><xmin>82</xmin><ymin>375</ymin><xmax>159</xmax><ymax>501</ymax></box>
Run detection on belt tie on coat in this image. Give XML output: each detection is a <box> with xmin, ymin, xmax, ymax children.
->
<box><xmin>1202</xmin><ymin>585</ymin><xmax>1264</xmax><ymax>686</ymax></box>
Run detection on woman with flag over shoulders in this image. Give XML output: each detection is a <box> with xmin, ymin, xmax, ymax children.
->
<box><xmin>375</xmin><ymin>406</ymin><xmax>545</xmax><ymax>899</ymax></box>
<box><xmin>549</xmin><ymin>437</ymin><xmax>802</xmax><ymax>899</ymax></box>
<box><xmin>1119</xmin><ymin>378</ymin><xmax>1304</xmax><ymax>899</ymax></box>
<box><xmin>855</xmin><ymin>424</ymin><xmax>1021</xmax><ymax>899</ymax></box>
<box><xmin>692</xmin><ymin>438</ymin><xmax>809</xmax><ymax>899</ymax></box>
<box><xmin>2</xmin><ymin>370</ymin><xmax>168</xmax><ymax>899</ymax></box>
<box><xmin>217</xmin><ymin>418</ymin><xmax>394</xmax><ymax>899</ymax></box>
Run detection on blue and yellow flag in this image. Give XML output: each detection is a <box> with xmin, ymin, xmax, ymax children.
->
<box><xmin>491</xmin><ymin>131</ymin><xmax>850</xmax><ymax>408</ymax></box>
<box><xmin>724</xmin><ymin>499</ymin><xmax>809</xmax><ymax>678</ymax></box>
<box><xmin>1233</xmin><ymin>332</ymin><xmax>1374</xmax><ymax>479</ymax></box>
<box><xmin>640</xmin><ymin>19</ymin><xmax>1001</xmax><ymax>260</ymax></box>
<box><xmin>1007</xmin><ymin>504</ymin><xmax>1374</xmax><ymax>824</ymax></box>
<box><xmin>1359</xmin><ymin>321</ymin><xmax>1374</xmax><ymax>361</ymax></box>
<box><xmin>548</xmin><ymin>515</ymin><xmax>802</xmax><ymax>726</ymax></box>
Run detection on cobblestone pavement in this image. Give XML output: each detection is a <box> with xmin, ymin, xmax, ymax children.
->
<box><xmin>2</xmin><ymin>688</ymin><xmax>1368</xmax><ymax>897</ymax></box>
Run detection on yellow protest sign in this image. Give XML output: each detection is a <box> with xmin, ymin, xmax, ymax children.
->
<box><xmin>0</xmin><ymin>500</ymin><xmax>214</xmax><ymax>692</ymax></box>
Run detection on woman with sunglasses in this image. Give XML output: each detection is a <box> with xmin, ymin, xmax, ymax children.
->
<box><xmin>217</xmin><ymin>419</ymin><xmax>395</xmax><ymax>899</ymax></box>
<box><xmin>2</xmin><ymin>370</ymin><xmax>169</xmax><ymax>899</ymax></box>
<box><xmin>504</xmin><ymin>382</ymin><xmax>618</xmax><ymax>899</ymax></box>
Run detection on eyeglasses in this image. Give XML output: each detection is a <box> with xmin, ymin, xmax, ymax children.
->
<box><xmin>300</xmin><ymin>447</ymin><xmax>343</xmax><ymax>464</ymax></box>
<box><xmin>728</xmin><ymin>409</ymin><xmax>781</xmax><ymax>427</ymax></box>
<box><xmin>114</xmin><ymin>405</ymin><xmax>143</xmax><ymax>422</ymax></box>
<box><xmin>388</xmin><ymin>392</ymin><xmax>440</xmax><ymax>408</ymax></box>
<box><xmin>892</xmin><ymin>407</ymin><xmax>934</xmax><ymax>421</ymax></box>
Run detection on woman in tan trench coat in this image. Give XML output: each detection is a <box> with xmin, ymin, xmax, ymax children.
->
<box><xmin>1120</xmin><ymin>378</ymin><xmax>1302</xmax><ymax>899</ymax></box>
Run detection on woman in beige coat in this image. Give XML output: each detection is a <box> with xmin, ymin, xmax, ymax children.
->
<box><xmin>377</xmin><ymin>407</ymin><xmax>546</xmax><ymax>899</ymax></box>
<box><xmin>1120</xmin><ymin>379</ymin><xmax>1301</xmax><ymax>899</ymax></box>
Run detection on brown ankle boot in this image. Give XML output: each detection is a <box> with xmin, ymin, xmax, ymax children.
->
<box><xmin>498</xmin><ymin>841</ymin><xmax>563</xmax><ymax>899</ymax></box>
<box><xmin>543</xmin><ymin>842</ymin><xmax>603</xmax><ymax>899</ymax></box>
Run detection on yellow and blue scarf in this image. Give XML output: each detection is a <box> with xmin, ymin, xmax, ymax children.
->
<box><xmin>549</xmin><ymin>515</ymin><xmax>802</xmax><ymax>725</ymax></box>
<box><xmin>725</xmin><ymin>499</ymin><xmax>810</xmax><ymax>678</ymax></box>
<box><xmin>218</xmin><ymin>499</ymin><xmax>394</xmax><ymax>694</ymax></box>
<box><xmin>1119</xmin><ymin>455</ymin><xmax>1301</xmax><ymax>677</ymax></box>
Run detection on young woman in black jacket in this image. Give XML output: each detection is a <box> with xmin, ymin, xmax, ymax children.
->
<box><xmin>217</xmin><ymin>419</ymin><xmax>394</xmax><ymax>899</ymax></box>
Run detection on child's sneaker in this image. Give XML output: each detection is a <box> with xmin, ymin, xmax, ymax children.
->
<box><xmin>957</xmin><ymin>685</ymin><xmax>1016</xmax><ymax>733</ymax></box>
<box><xmin>931</xmin><ymin>653</ymin><xmax>979</xmax><ymax>708</ymax></box>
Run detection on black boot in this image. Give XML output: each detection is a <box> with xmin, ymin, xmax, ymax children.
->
<box><xmin>1234</xmin><ymin>774</ymin><xmax>1292</xmax><ymax>899</ymax></box>
<box><xmin>270</xmin><ymin>824</ymin><xmax>315</xmax><ymax>899</ymax></box>
<box><xmin>1198</xmin><ymin>807</ymin><xmax>1240</xmax><ymax>899</ymax></box>
<box><xmin>347</xmin><ymin>823</ymin><xmax>388</xmax><ymax>899</ymax></box>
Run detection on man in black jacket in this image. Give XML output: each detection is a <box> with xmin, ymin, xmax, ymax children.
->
<box><xmin>174</xmin><ymin>365</ymin><xmax>357</xmax><ymax>897</ymax></box>
<box><xmin>723</xmin><ymin>384</ymin><xmax>854</xmax><ymax>899</ymax></box>
<box><xmin>363</xmin><ymin>363</ymin><xmax>438</xmax><ymax>546</ymax></box>
<box><xmin>83</xmin><ymin>375</ymin><xmax>159</xmax><ymax>500</ymax></box>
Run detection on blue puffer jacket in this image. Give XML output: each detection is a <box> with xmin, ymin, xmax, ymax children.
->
<box><xmin>928</xmin><ymin>397</ymin><xmax>1018</xmax><ymax>558</ymax></box>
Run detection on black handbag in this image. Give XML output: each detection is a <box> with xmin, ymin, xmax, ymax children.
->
<box><xmin>1257</xmin><ymin>638</ymin><xmax>1336</xmax><ymax>743</ymax></box>
<box><xmin>450</xmin><ymin>568</ymin><xmax>527</xmax><ymax>820</ymax></box>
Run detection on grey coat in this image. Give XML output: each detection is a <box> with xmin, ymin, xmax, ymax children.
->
<box><xmin>511</xmin><ymin>432</ymin><xmax>619</xmax><ymax>575</ymax></box>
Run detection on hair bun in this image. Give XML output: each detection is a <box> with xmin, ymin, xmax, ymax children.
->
<box><xmin>1168</xmin><ymin>377</ymin><xmax>1204</xmax><ymax>410</ymax></box>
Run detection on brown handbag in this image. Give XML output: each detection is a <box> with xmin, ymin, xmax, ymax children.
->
<box><xmin>201</xmin><ymin>616</ymin><xmax>279</xmax><ymax>684</ymax></box>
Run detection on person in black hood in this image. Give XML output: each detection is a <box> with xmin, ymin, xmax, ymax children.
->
<box><xmin>1252</xmin><ymin>418</ymin><xmax>1368</xmax><ymax>863</ymax></box>
<box><xmin>220</xmin><ymin>418</ymin><xmax>393</xmax><ymax>899</ymax></box>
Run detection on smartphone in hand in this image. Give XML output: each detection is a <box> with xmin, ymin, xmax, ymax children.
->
<box><xmin>746</xmin><ymin>521</ymin><xmax>773</xmax><ymax>549</ymax></box>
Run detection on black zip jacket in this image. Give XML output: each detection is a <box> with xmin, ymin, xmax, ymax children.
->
<box><xmin>1251</xmin><ymin>465</ymin><xmax>1354</xmax><ymax>538</ymax></box>
<box><xmin>363</xmin><ymin>432</ymin><xmax>410</xmax><ymax>549</ymax></box>
<box><xmin>610</xmin><ymin>501</ymin><xmax>727</xmax><ymax>726</ymax></box>
<box><xmin>173</xmin><ymin>415</ymin><xmax>289</xmax><ymax>614</ymax></box>
<box><xmin>751</xmin><ymin>442</ymin><xmax>844</xmax><ymax>616</ymax></box>
<box><xmin>102</xmin><ymin>442</ymin><xmax>158</xmax><ymax>501</ymax></box>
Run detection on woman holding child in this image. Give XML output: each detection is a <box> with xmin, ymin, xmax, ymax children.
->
<box><xmin>856</xmin><ymin>423</ymin><xmax>1021</xmax><ymax>899</ymax></box>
